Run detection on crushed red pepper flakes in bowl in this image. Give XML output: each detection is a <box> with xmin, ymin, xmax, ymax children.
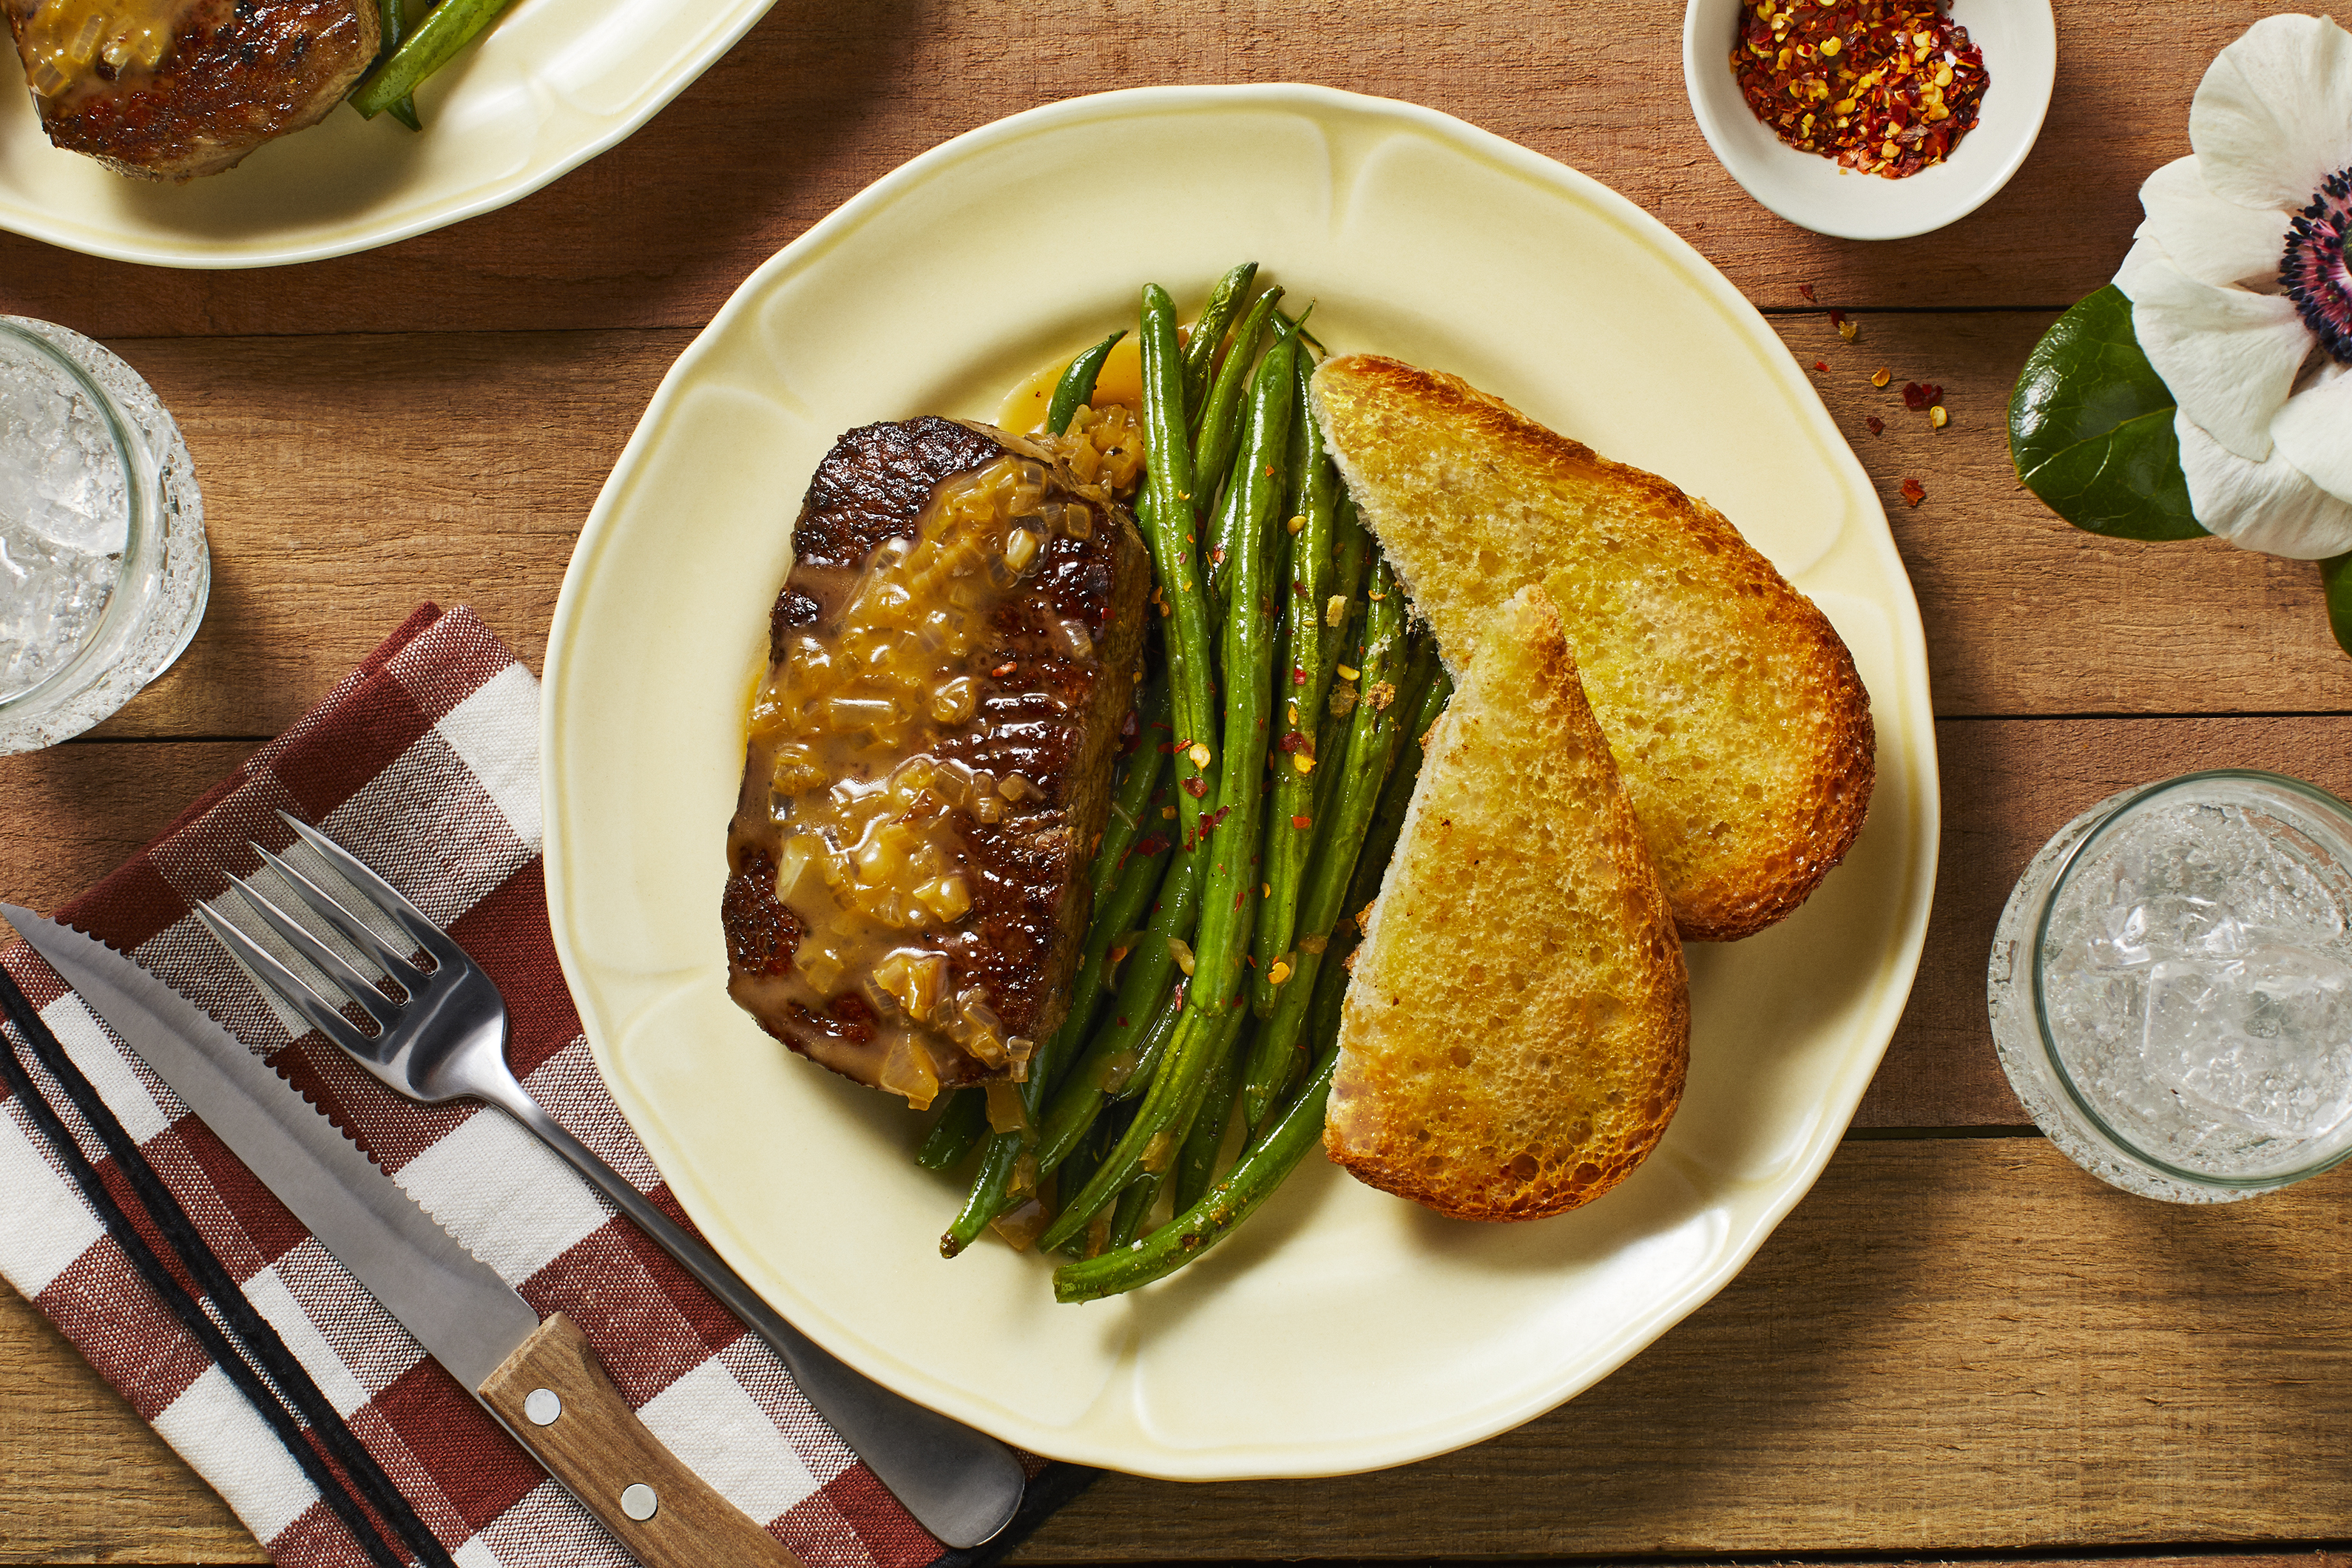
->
<box><xmin>1900</xmin><ymin>477</ymin><xmax>1927</xmax><ymax>507</ymax></box>
<box><xmin>1731</xmin><ymin>0</ymin><xmax>1989</xmax><ymax>180</ymax></box>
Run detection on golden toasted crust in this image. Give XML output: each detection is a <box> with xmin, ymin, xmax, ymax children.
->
<box><xmin>1325</xmin><ymin>587</ymin><xmax>1689</xmax><ymax>1221</ymax></box>
<box><xmin>1311</xmin><ymin>355</ymin><xmax>1874</xmax><ymax>942</ymax></box>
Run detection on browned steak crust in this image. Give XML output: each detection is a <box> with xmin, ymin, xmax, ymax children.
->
<box><xmin>8</xmin><ymin>0</ymin><xmax>378</xmax><ymax>180</ymax></box>
<box><xmin>723</xmin><ymin>416</ymin><xmax>1150</xmax><ymax>1103</ymax></box>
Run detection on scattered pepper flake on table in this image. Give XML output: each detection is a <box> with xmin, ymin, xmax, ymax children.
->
<box><xmin>1902</xmin><ymin>380</ymin><xmax>1943</xmax><ymax>410</ymax></box>
<box><xmin>1731</xmin><ymin>0</ymin><xmax>1989</xmax><ymax>179</ymax></box>
<box><xmin>1900</xmin><ymin>476</ymin><xmax>1927</xmax><ymax>507</ymax></box>
<box><xmin>1866</xmin><ymin>416</ymin><xmax>1885</xmax><ymax>436</ymax></box>
<box><xmin>1799</xmin><ymin>282</ymin><xmax>1818</xmax><ymax>303</ymax></box>
<box><xmin>1814</xmin><ymin>359</ymin><xmax>1831</xmax><ymax>372</ymax></box>
<box><xmin>1930</xmin><ymin>405</ymin><xmax>1949</xmax><ymax>428</ymax></box>
<box><xmin>1871</xmin><ymin>366</ymin><xmax>1892</xmax><ymax>388</ymax></box>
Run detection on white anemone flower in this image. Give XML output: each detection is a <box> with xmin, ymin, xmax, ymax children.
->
<box><xmin>2112</xmin><ymin>13</ymin><xmax>2352</xmax><ymax>559</ymax></box>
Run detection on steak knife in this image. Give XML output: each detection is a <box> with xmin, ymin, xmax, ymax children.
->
<box><xmin>4</xmin><ymin>908</ymin><xmax>802</xmax><ymax>1568</ymax></box>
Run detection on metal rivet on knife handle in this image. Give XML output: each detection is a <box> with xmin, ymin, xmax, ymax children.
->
<box><xmin>479</xmin><ymin>1312</ymin><xmax>803</xmax><ymax>1568</ymax></box>
<box><xmin>524</xmin><ymin>1388</ymin><xmax>561</xmax><ymax>1426</ymax></box>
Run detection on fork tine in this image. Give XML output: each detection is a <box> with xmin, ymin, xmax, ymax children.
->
<box><xmin>228</xmin><ymin>871</ymin><xmax>399</xmax><ymax>1031</ymax></box>
<box><xmin>274</xmin><ymin>811</ymin><xmax>462</xmax><ymax>968</ymax></box>
<box><xmin>249</xmin><ymin>840</ymin><xmax>428</xmax><ymax>981</ymax></box>
<box><xmin>192</xmin><ymin>902</ymin><xmax>381</xmax><ymax>1058</ymax></box>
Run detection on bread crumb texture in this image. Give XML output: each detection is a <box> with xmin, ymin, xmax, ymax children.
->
<box><xmin>1326</xmin><ymin>587</ymin><xmax>1689</xmax><ymax>1221</ymax></box>
<box><xmin>1311</xmin><ymin>355</ymin><xmax>1874</xmax><ymax>942</ymax></box>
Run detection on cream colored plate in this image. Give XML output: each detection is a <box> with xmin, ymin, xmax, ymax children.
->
<box><xmin>0</xmin><ymin>0</ymin><xmax>774</xmax><ymax>266</ymax></box>
<box><xmin>542</xmin><ymin>84</ymin><xmax>1940</xmax><ymax>1481</ymax></box>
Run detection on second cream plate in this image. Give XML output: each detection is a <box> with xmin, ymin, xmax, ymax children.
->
<box><xmin>542</xmin><ymin>84</ymin><xmax>1940</xmax><ymax>1480</ymax></box>
<box><xmin>0</xmin><ymin>0</ymin><xmax>775</xmax><ymax>266</ymax></box>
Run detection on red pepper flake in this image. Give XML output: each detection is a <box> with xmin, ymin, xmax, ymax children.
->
<box><xmin>1814</xmin><ymin>359</ymin><xmax>1831</xmax><ymax>373</ymax></box>
<box><xmin>1277</xmin><ymin>730</ymin><xmax>1308</xmax><ymax>753</ymax></box>
<box><xmin>1866</xmin><ymin>416</ymin><xmax>1885</xmax><ymax>436</ymax></box>
<box><xmin>1730</xmin><ymin>0</ymin><xmax>1989</xmax><ymax>180</ymax></box>
<box><xmin>1291</xmin><ymin>814</ymin><xmax>1313</xmax><ymax>831</ymax></box>
<box><xmin>1182</xmin><ymin>776</ymin><xmax>1209</xmax><ymax>798</ymax></box>
<box><xmin>1899</xmin><ymin>476</ymin><xmax>1927</xmax><ymax>507</ymax></box>
<box><xmin>1799</xmin><ymin>283</ymin><xmax>1817</xmax><ymax>303</ymax></box>
<box><xmin>1902</xmin><ymin>381</ymin><xmax>1943</xmax><ymax>410</ymax></box>
<box><xmin>990</xmin><ymin>660</ymin><xmax>1018</xmax><ymax>678</ymax></box>
<box><xmin>1291</xmin><ymin>663</ymin><xmax>1308</xmax><ymax>686</ymax></box>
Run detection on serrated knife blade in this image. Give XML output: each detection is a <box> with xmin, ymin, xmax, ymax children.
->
<box><xmin>4</xmin><ymin>905</ymin><xmax>541</xmax><ymax>1389</ymax></box>
<box><xmin>3</xmin><ymin>906</ymin><xmax>804</xmax><ymax>1568</ymax></box>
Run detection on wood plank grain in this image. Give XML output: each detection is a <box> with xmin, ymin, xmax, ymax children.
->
<box><xmin>0</xmin><ymin>2</ymin><xmax>2313</xmax><ymax>336</ymax></box>
<box><xmin>47</xmin><ymin>315</ymin><xmax>2352</xmax><ymax>743</ymax></box>
<box><xmin>68</xmin><ymin>330</ymin><xmax>675</xmax><ymax>740</ymax></box>
<box><xmin>5</xmin><ymin>1139</ymin><xmax>2345</xmax><ymax>1562</ymax></box>
<box><xmin>0</xmin><ymin>1274</ymin><xmax>261</xmax><ymax>1564</ymax></box>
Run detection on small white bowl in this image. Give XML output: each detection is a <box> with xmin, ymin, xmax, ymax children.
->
<box><xmin>1683</xmin><ymin>0</ymin><xmax>2056</xmax><ymax>240</ymax></box>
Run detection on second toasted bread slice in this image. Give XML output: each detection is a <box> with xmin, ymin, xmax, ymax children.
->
<box><xmin>1311</xmin><ymin>354</ymin><xmax>1873</xmax><ymax>942</ymax></box>
<box><xmin>1325</xmin><ymin>586</ymin><xmax>1689</xmax><ymax>1221</ymax></box>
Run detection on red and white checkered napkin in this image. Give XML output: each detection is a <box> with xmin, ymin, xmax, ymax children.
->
<box><xmin>0</xmin><ymin>605</ymin><xmax>1023</xmax><ymax>1568</ymax></box>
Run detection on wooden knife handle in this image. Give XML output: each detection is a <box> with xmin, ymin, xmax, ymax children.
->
<box><xmin>479</xmin><ymin>1313</ymin><xmax>803</xmax><ymax>1568</ymax></box>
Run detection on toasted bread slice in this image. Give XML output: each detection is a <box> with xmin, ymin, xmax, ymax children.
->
<box><xmin>1311</xmin><ymin>355</ymin><xmax>1873</xmax><ymax>941</ymax></box>
<box><xmin>1325</xmin><ymin>587</ymin><xmax>1689</xmax><ymax>1221</ymax></box>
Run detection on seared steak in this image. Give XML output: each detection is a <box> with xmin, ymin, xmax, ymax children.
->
<box><xmin>7</xmin><ymin>0</ymin><xmax>378</xmax><ymax>180</ymax></box>
<box><xmin>723</xmin><ymin>413</ymin><xmax>1151</xmax><ymax>1108</ymax></box>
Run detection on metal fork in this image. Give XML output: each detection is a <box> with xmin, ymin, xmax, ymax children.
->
<box><xmin>195</xmin><ymin>810</ymin><xmax>1024</xmax><ymax>1550</ymax></box>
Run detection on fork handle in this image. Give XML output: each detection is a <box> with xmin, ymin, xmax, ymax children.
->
<box><xmin>473</xmin><ymin>1078</ymin><xmax>1026</xmax><ymax>1550</ymax></box>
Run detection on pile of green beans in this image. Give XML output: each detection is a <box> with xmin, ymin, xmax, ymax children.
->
<box><xmin>919</xmin><ymin>266</ymin><xmax>1446</xmax><ymax>1299</ymax></box>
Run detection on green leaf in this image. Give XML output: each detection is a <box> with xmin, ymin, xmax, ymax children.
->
<box><xmin>2322</xmin><ymin>554</ymin><xmax>2352</xmax><ymax>660</ymax></box>
<box><xmin>2010</xmin><ymin>285</ymin><xmax>2208</xmax><ymax>541</ymax></box>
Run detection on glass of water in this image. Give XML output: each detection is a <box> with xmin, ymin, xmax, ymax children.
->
<box><xmin>1988</xmin><ymin>770</ymin><xmax>2352</xmax><ymax>1203</ymax></box>
<box><xmin>0</xmin><ymin>317</ymin><xmax>207</xmax><ymax>755</ymax></box>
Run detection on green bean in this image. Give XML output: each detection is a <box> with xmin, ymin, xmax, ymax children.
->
<box><xmin>372</xmin><ymin>0</ymin><xmax>419</xmax><ymax>129</ymax></box>
<box><xmin>1315</xmin><ymin>498</ymin><xmax>1373</xmax><ymax>699</ymax></box>
<box><xmin>1246</xmin><ymin>911</ymin><xmax>1357</xmax><ymax>1156</ymax></box>
<box><xmin>1273</xmin><ymin>305</ymin><xmax>1331</xmax><ymax>359</ymax></box>
<box><xmin>1055</xmin><ymin>1033</ymin><xmax>1342</xmax><ymax>1303</ymax></box>
<box><xmin>1137</xmin><ymin>285</ymin><xmax>1220</xmax><ymax>840</ymax></box>
<box><xmin>1251</xmin><ymin>345</ymin><xmax>1344</xmax><ymax>1016</ymax></box>
<box><xmin>1194</xmin><ymin>288</ymin><xmax>1285</xmax><ymax>565</ymax></box>
<box><xmin>914</xmin><ymin>1088</ymin><xmax>987</xmax><ymax>1172</ymax></box>
<box><xmin>1035</xmin><ymin>333</ymin><xmax>1298</xmax><ymax>1254</ymax></box>
<box><xmin>1104</xmin><ymin>981</ymin><xmax>1186</xmax><ymax>1102</ymax></box>
<box><xmin>1180</xmin><ymin>263</ymin><xmax>1259</xmax><ymax>429</ymax></box>
<box><xmin>940</xmin><ymin>1131</ymin><xmax>1023</xmax><ymax>1258</ymax></box>
<box><xmin>351</xmin><ymin>0</ymin><xmax>519</xmax><ymax>118</ymax></box>
<box><xmin>1172</xmin><ymin>1033</ymin><xmax>1246</xmax><ymax>1212</ymax></box>
<box><xmin>1025</xmin><ymin>798</ymin><xmax>1175</xmax><ymax>1121</ymax></box>
<box><xmin>1240</xmin><ymin>558</ymin><xmax>1413</xmax><ymax>1129</ymax></box>
<box><xmin>1047</xmin><ymin>329</ymin><xmax>1126</xmax><ymax>438</ymax></box>
<box><xmin>1052</xmin><ymin>1105</ymin><xmax>1117</xmax><ymax>1258</ymax></box>
<box><xmin>1088</xmin><ymin>672</ymin><xmax>1169</xmax><ymax>909</ymax></box>
<box><xmin>1032</xmin><ymin>839</ymin><xmax>1206</xmax><ymax>1172</ymax></box>
<box><xmin>1106</xmin><ymin>1173</ymin><xmax>1160</xmax><ymax>1251</ymax></box>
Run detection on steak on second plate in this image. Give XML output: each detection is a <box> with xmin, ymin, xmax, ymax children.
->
<box><xmin>7</xmin><ymin>0</ymin><xmax>379</xmax><ymax>180</ymax></box>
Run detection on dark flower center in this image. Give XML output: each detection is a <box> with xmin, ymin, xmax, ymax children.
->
<box><xmin>2283</xmin><ymin>166</ymin><xmax>2352</xmax><ymax>365</ymax></box>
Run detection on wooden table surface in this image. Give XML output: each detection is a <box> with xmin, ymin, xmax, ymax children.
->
<box><xmin>6</xmin><ymin>1</ymin><xmax>2351</xmax><ymax>1563</ymax></box>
